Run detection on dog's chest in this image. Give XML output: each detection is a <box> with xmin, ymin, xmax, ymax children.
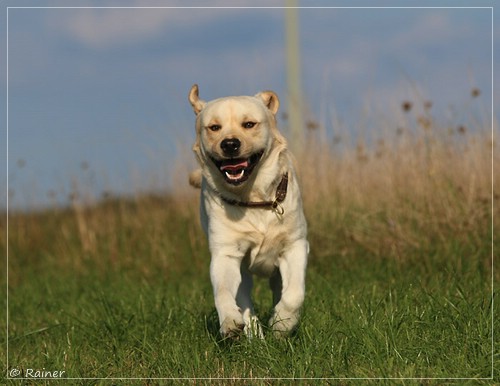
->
<box><xmin>240</xmin><ymin>213</ymin><xmax>288</xmax><ymax>276</ymax></box>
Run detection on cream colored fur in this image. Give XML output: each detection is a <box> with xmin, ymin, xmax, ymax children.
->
<box><xmin>188</xmin><ymin>84</ymin><xmax>308</xmax><ymax>338</ymax></box>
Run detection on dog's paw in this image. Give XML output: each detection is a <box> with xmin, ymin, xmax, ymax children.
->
<box><xmin>269</xmin><ymin>311</ymin><xmax>299</xmax><ymax>338</ymax></box>
<box><xmin>220</xmin><ymin>317</ymin><xmax>245</xmax><ymax>339</ymax></box>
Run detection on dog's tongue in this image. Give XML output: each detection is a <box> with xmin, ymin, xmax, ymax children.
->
<box><xmin>220</xmin><ymin>159</ymin><xmax>249</xmax><ymax>171</ymax></box>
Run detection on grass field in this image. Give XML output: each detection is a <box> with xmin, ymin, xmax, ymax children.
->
<box><xmin>3</xmin><ymin>94</ymin><xmax>499</xmax><ymax>384</ymax></box>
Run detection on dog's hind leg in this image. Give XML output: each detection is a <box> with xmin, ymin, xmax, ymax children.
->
<box><xmin>269</xmin><ymin>268</ymin><xmax>283</xmax><ymax>308</ymax></box>
<box><xmin>188</xmin><ymin>169</ymin><xmax>202</xmax><ymax>188</ymax></box>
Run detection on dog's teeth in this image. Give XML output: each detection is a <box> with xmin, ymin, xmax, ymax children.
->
<box><xmin>225</xmin><ymin>170</ymin><xmax>245</xmax><ymax>180</ymax></box>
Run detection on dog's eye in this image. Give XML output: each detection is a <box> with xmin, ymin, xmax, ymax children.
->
<box><xmin>242</xmin><ymin>121</ymin><xmax>257</xmax><ymax>129</ymax></box>
<box><xmin>208</xmin><ymin>124</ymin><xmax>221</xmax><ymax>132</ymax></box>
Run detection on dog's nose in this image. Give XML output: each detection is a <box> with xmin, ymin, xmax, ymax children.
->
<box><xmin>220</xmin><ymin>138</ymin><xmax>241</xmax><ymax>156</ymax></box>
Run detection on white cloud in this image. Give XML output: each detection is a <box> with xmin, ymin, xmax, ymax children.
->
<box><xmin>389</xmin><ymin>12</ymin><xmax>455</xmax><ymax>50</ymax></box>
<box><xmin>47</xmin><ymin>2</ymin><xmax>282</xmax><ymax>49</ymax></box>
<box><xmin>60</xmin><ymin>9</ymin><xmax>175</xmax><ymax>48</ymax></box>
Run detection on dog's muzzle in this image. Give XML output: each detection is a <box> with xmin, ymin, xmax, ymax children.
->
<box><xmin>210</xmin><ymin>150</ymin><xmax>264</xmax><ymax>185</ymax></box>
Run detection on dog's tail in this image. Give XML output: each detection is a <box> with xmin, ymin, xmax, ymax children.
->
<box><xmin>188</xmin><ymin>169</ymin><xmax>202</xmax><ymax>189</ymax></box>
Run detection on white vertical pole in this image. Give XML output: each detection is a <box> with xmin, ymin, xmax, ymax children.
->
<box><xmin>285</xmin><ymin>0</ymin><xmax>304</xmax><ymax>154</ymax></box>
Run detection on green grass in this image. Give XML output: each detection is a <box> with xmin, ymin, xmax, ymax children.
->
<box><xmin>5</xmin><ymin>250</ymin><xmax>495</xmax><ymax>381</ymax></box>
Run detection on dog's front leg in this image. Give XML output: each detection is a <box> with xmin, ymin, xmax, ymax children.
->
<box><xmin>270</xmin><ymin>238</ymin><xmax>308</xmax><ymax>337</ymax></box>
<box><xmin>210</xmin><ymin>254</ymin><xmax>245</xmax><ymax>338</ymax></box>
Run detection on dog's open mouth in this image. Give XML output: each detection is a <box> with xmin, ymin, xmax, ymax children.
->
<box><xmin>211</xmin><ymin>151</ymin><xmax>264</xmax><ymax>185</ymax></box>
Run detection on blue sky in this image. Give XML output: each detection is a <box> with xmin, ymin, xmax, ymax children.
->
<box><xmin>2</xmin><ymin>1</ymin><xmax>497</xmax><ymax>209</ymax></box>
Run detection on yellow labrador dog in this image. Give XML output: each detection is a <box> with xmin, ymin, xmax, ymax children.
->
<box><xmin>188</xmin><ymin>84</ymin><xmax>308</xmax><ymax>338</ymax></box>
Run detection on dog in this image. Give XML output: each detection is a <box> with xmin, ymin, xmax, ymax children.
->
<box><xmin>188</xmin><ymin>84</ymin><xmax>308</xmax><ymax>338</ymax></box>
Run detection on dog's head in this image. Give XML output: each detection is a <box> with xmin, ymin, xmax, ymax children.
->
<box><xmin>189</xmin><ymin>84</ymin><xmax>285</xmax><ymax>189</ymax></box>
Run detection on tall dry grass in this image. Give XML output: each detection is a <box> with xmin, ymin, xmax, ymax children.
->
<box><xmin>298</xmin><ymin>95</ymin><xmax>496</xmax><ymax>265</ymax></box>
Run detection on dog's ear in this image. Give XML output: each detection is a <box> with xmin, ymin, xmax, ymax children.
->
<box><xmin>188</xmin><ymin>84</ymin><xmax>206</xmax><ymax>115</ymax></box>
<box><xmin>256</xmin><ymin>90</ymin><xmax>280</xmax><ymax>115</ymax></box>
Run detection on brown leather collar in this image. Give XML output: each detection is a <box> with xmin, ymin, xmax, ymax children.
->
<box><xmin>218</xmin><ymin>173</ymin><xmax>288</xmax><ymax>215</ymax></box>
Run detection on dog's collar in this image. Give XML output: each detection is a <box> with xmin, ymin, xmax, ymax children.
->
<box><xmin>216</xmin><ymin>172</ymin><xmax>288</xmax><ymax>215</ymax></box>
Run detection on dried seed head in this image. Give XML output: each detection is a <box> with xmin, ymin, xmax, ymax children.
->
<box><xmin>402</xmin><ymin>101</ymin><xmax>412</xmax><ymax>112</ymax></box>
<box><xmin>457</xmin><ymin>125</ymin><xmax>467</xmax><ymax>134</ymax></box>
<box><xmin>471</xmin><ymin>88</ymin><xmax>481</xmax><ymax>98</ymax></box>
<box><xmin>306</xmin><ymin>120</ymin><xmax>320</xmax><ymax>130</ymax></box>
